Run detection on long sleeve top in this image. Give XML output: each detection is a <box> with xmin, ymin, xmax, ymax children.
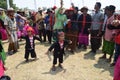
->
<box><xmin>53</xmin><ymin>8</ymin><xmax>67</xmax><ymax>30</ymax></box>
<box><xmin>21</xmin><ymin>35</ymin><xmax>41</xmax><ymax>50</ymax></box>
<box><xmin>48</xmin><ymin>40</ymin><xmax>69</xmax><ymax>55</ymax></box>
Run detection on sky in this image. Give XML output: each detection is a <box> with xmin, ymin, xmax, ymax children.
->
<box><xmin>13</xmin><ymin>0</ymin><xmax>120</xmax><ymax>10</ymax></box>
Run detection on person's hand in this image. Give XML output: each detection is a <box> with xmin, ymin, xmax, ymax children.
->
<box><xmin>69</xmin><ymin>40</ymin><xmax>72</xmax><ymax>44</ymax></box>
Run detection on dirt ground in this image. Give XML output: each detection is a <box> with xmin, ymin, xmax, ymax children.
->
<box><xmin>2</xmin><ymin>40</ymin><xmax>114</xmax><ymax>80</ymax></box>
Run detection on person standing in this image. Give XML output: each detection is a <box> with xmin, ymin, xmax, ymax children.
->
<box><xmin>100</xmin><ymin>5</ymin><xmax>116</xmax><ymax>62</ymax></box>
<box><xmin>21</xmin><ymin>27</ymin><xmax>42</xmax><ymax>62</ymax></box>
<box><xmin>66</xmin><ymin>7</ymin><xmax>80</xmax><ymax>53</ymax></box>
<box><xmin>78</xmin><ymin>6</ymin><xmax>92</xmax><ymax>49</ymax></box>
<box><xmin>46</xmin><ymin>32</ymin><xmax>72</xmax><ymax>71</ymax></box>
<box><xmin>4</xmin><ymin>8</ymin><xmax>19</xmax><ymax>55</ymax></box>
<box><xmin>45</xmin><ymin>9</ymin><xmax>53</xmax><ymax>44</ymax></box>
<box><xmin>90</xmin><ymin>2</ymin><xmax>104</xmax><ymax>53</ymax></box>
<box><xmin>36</xmin><ymin>9</ymin><xmax>46</xmax><ymax>42</ymax></box>
<box><xmin>52</xmin><ymin>1</ymin><xmax>67</xmax><ymax>42</ymax></box>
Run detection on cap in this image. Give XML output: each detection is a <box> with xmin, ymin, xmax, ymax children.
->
<box><xmin>7</xmin><ymin>7</ymin><xmax>14</xmax><ymax>12</ymax></box>
<box><xmin>80</xmin><ymin>6</ymin><xmax>88</xmax><ymax>12</ymax></box>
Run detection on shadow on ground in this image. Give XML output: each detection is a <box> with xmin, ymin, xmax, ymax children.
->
<box><xmin>42</xmin><ymin>66</ymin><xmax>67</xmax><ymax>75</ymax></box>
<box><xmin>94</xmin><ymin>58</ymin><xmax>114</xmax><ymax>77</ymax></box>
<box><xmin>15</xmin><ymin>59</ymin><xmax>38</xmax><ymax>69</ymax></box>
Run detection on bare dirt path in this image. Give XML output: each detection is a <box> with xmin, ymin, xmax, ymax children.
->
<box><xmin>3</xmin><ymin>40</ymin><xmax>113</xmax><ymax>80</ymax></box>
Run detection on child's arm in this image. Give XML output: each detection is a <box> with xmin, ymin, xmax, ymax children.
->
<box><xmin>45</xmin><ymin>43</ymin><xmax>56</xmax><ymax>55</ymax></box>
<box><xmin>34</xmin><ymin>36</ymin><xmax>42</xmax><ymax>43</ymax></box>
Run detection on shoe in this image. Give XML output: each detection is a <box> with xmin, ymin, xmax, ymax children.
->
<box><xmin>13</xmin><ymin>50</ymin><xmax>18</xmax><ymax>53</ymax></box>
<box><xmin>8</xmin><ymin>51</ymin><xmax>13</xmax><ymax>55</ymax></box>
<box><xmin>78</xmin><ymin>45</ymin><xmax>82</xmax><ymax>49</ymax></box>
<box><xmin>25</xmin><ymin>59</ymin><xmax>29</xmax><ymax>62</ymax></box>
<box><xmin>52</xmin><ymin>66</ymin><xmax>56</xmax><ymax>71</ymax></box>
<box><xmin>70</xmin><ymin>50</ymin><xmax>74</xmax><ymax>54</ymax></box>
<box><xmin>99</xmin><ymin>55</ymin><xmax>106</xmax><ymax>59</ymax></box>
<box><xmin>83</xmin><ymin>45</ymin><xmax>87</xmax><ymax>49</ymax></box>
<box><xmin>110</xmin><ymin>63</ymin><xmax>116</xmax><ymax>67</ymax></box>
<box><xmin>58</xmin><ymin>64</ymin><xmax>63</xmax><ymax>69</ymax></box>
<box><xmin>89</xmin><ymin>50</ymin><xmax>96</xmax><ymax>54</ymax></box>
<box><xmin>106</xmin><ymin>59</ymin><xmax>111</xmax><ymax>63</ymax></box>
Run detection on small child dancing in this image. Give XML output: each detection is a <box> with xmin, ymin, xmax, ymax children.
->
<box><xmin>46</xmin><ymin>32</ymin><xmax>72</xmax><ymax>71</ymax></box>
<box><xmin>21</xmin><ymin>26</ymin><xmax>42</xmax><ymax>62</ymax></box>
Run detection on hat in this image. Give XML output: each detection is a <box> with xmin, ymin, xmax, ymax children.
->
<box><xmin>104</xmin><ymin>6</ymin><xmax>109</xmax><ymax>10</ymax></box>
<box><xmin>27</xmin><ymin>27</ymin><xmax>35</xmax><ymax>34</ymax></box>
<box><xmin>58</xmin><ymin>32</ymin><xmax>64</xmax><ymax>36</ymax></box>
<box><xmin>0</xmin><ymin>8</ymin><xmax>4</xmax><ymax>11</ymax></box>
<box><xmin>7</xmin><ymin>7</ymin><xmax>14</xmax><ymax>12</ymax></box>
<box><xmin>46</xmin><ymin>9</ymin><xmax>52</xmax><ymax>14</ymax></box>
<box><xmin>80</xmin><ymin>6</ymin><xmax>88</xmax><ymax>12</ymax></box>
<box><xmin>17</xmin><ymin>9</ymin><xmax>24</xmax><ymax>13</ymax></box>
<box><xmin>108</xmin><ymin>5</ymin><xmax>116</xmax><ymax>12</ymax></box>
<box><xmin>52</xmin><ymin>6</ymin><xmax>57</xmax><ymax>10</ymax></box>
<box><xmin>38</xmin><ymin>7</ymin><xmax>42</xmax><ymax>11</ymax></box>
<box><xmin>74</xmin><ymin>7</ymin><xmax>79</xmax><ymax>11</ymax></box>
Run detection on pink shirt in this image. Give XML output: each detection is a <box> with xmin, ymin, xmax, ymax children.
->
<box><xmin>105</xmin><ymin>15</ymin><xmax>116</xmax><ymax>41</ymax></box>
<box><xmin>29</xmin><ymin>36</ymin><xmax>33</xmax><ymax>49</ymax></box>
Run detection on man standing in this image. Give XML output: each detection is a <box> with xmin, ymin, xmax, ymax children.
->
<box><xmin>36</xmin><ymin>8</ymin><xmax>46</xmax><ymax>42</ymax></box>
<box><xmin>4</xmin><ymin>8</ymin><xmax>19</xmax><ymax>55</ymax></box>
<box><xmin>90</xmin><ymin>2</ymin><xmax>104</xmax><ymax>53</ymax></box>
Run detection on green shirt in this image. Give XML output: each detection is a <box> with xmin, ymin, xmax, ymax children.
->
<box><xmin>53</xmin><ymin>8</ymin><xmax>67</xmax><ymax>30</ymax></box>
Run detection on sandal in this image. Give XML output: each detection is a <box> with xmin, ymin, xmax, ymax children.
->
<box><xmin>59</xmin><ymin>64</ymin><xmax>63</xmax><ymax>69</ymax></box>
<box><xmin>52</xmin><ymin>66</ymin><xmax>56</xmax><ymax>71</ymax></box>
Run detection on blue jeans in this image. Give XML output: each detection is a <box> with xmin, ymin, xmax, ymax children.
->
<box><xmin>113</xmin><ymin>43</ymin><xmax>120</xmax><ymax>63</ymax></box>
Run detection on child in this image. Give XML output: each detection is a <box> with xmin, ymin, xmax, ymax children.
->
<box><xmin>21</xmin><ymin>26</ymin><xmax>42</xmax><ymax>62</ymax></box>
<box><xmin>46</xmin><ymin>32</ymin><xmax>72</xmax><ymax>71</ymax></box>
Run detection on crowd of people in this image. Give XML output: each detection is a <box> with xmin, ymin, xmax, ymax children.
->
<box><xmin>0</xmin><ymin>1</ymin><xmax>120</xmax><ymax>80</ymax></box>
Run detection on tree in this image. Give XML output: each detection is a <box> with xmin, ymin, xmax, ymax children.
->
<box><xmin>0</xmin><ymin>0</ymin><xmax>18</xmax><ymax>10</ymax></box>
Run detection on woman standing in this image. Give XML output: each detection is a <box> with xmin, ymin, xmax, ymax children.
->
<box><xmin>52</xmin><ymin>0</ymin><xmax>67</xmax><ymax>42</ymax></box>
<box><xmin>78</xmin><ymin>7</ymin><xmax>92</xmax><ymax>49</ymax></box>
<box><xmin>100</xmin><ymin>5</ymin><xmax>116</xmax><ymax>62</ymax></box>
<box><xmin>4</xmin><ymin>8</ymin><xmax>19</xmax><ymax>55</ymax></box>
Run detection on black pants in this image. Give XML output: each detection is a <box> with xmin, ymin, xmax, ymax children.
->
<box><xmin>46</xmin><ymin>30</ymin><xmax>52</xmax><ymax>43</ymax></box>
<box><xmin>90</xmin><ymin>30</ymin><xmax>102</xmax><ymax>52</ymax></box>
<box><xmin>53</xmin><ymin>53</ymin><xmax>63</xmax><ymax>65</ymax></box>
<box><xmin>38</xmin><ymin>29</ymin><xmax>46</xmax><ymax>42</ymax></box>
<box><xmin>25</xmin><ymin>49</ymin><xmax>36</xmax><ymax>59</ymax></box>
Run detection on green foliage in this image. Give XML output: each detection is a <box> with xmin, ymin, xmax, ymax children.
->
<box><xmin>0</xmin><ymin>0</ymin><xmax>18</xmax><ymax>10</ymax></box>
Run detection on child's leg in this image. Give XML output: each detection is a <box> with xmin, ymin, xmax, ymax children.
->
<box><xmin>53</xmin><ymin>54</ymin><xmax>57</xmax><ymax>65</ymax></box>
<box><xmin>52</xmin><ymin>55</ymin><xmax>57</xmax><ymax>71</ymax></box>
<box><xmin>25</xmin><ymin>49</ymin><xmax>30</xmax><ymax>61</ymax></box>
<box><xmin>58</xmin><ymin>54</ymin><xmax>63</xmax><ymax>68</ymax></box>
<box><xmin>30</xmin><ymin>49</ymin><xmax>37</xmax><ymax>59</ymax></box>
